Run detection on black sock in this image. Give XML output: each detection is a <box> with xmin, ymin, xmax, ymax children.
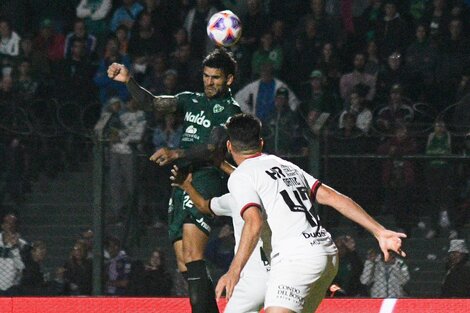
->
<box><xmin>181</xmin><ymin>271</ymin><xmax>188</xmax><ymax>281</ymax></box>
<box><xmin>186</xmin><ymin>260</ymin><xmax>219</xmax><ymax>313</ymax></box>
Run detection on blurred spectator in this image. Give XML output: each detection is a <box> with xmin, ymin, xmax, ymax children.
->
<box><xmin>360</xmin><ymin>249</ymin><xmax>410</xmax><ymax>298</ymax></box>
<box><xmin>375</xmin><ymin>1</ymin><xmax>408</xmax><ymax>59</ymax></box>
<box><xmin>76</xmin><ymin>0</ymin><xmax>112</xmax><ymax>41</ymax></box>
<box><xmin>141</xmin><ymin>0</ymin><xmax>173</xmax><ymax>47</ymax></box>
<box><xmin>33</xmin><ymin>19</ymin><xmax>65</xmax><ymax>63</ymax></box>
<box><xmin>376</xmin><ymin>84</ymin><xmax>414</xmax><ymax>134</ymax></box>
<box><xmin>80</xmin><ymin>229</ymin><xmax>94</xmax><ymax>259</ymax></box>
<box><xmin>340</xmin><ymin>52</ymin><xmax>376</xmax><ymax>101</ymax></box>
<box><xmin>239</xmin><ymin>0</ymin><xmax>271</xmax><ymax>53</ymax></box>
<box><xmin>93</xmin><ymin>36</ymin><xmax>130</xmax><ymax>106</ymax></box>
<box><xmin>407</xmin><ymin>0</ymin><xmax>428</xmax><ymax>23</ymax></box>
<box><xmin>333</xmin><ymin>235</ymin><xmax>366</xmax><ymax>297</ymax></box>
<box><xmin>0</xmin><ymin>1</ymin><xmax>31</xmax><ymax>36</ymax></box>
<box><xmin>357</xmin><ymin>0</ymin><xmax>383</xmax><ymax>43</ymax></box>
<box><xmin>64</xmin><ymin>19</ymin><xmax>97</xmax><ymax>59</ymax></box>
<box><xmin>423</xmin><ymin>120</ymin><xmax>453</xmax><ymax>239</ymax></box>
<box><xmin>152</xmin><ymin>113</ymin><xmax>182</xmax><ymax>151</ymax></box>
<box><xmin>251</xmin><ymin>31</ymin><xmax>283</xmax><ymax>78</ymax></box>
<box><xmin>1</xmin><ymin>138</ymin><xmax>29</xmax><ymax>204</ymax></box>
<box><xmin>169</xmin><ymin>43</ymin><xmax>200</xmax><ymax>91</ymax></box>
<box><xmin>142</xmin><ymin>53</ymin><xmax>168</xmax><ymax>95</ymax></box>
<box><xmin>424</xmin><ymin>0</ymin><xmax>450</xmax><ymax>42</ymax></box>
<box><xmin>377</xmin><ymin>125</ymin><xmax>417</xmax><ymax>234</ymax></box>
<box><xmin>19</xmin><ymin>240</ymin><xmax>48</xmax><ymax>295</ymax></box>
<box><xmin>364</xmin><ymin>40</ymin><xmax>381</xmax><ymax>77</ymax></box>
<box><xmin>405</xmin><ymin>23</ymin><xmax>438</xmax><ymax>102</ymax></box>
<box><xmin>108</xmin><ymin>98</ymin><xmax>146</xmax><ymax>224</ymax></box>
<box><xmin>441</xmin><ymin>239</ymin><xmax>470</xmax><ymax>297</ymax></box>
<box><xmin>262</xmin><ymin>87</ymin><xmax>305</xmax><ymax>156</ymax></box>
<box><xmin>169</xmin><ymin>27</ymin><xmax>189</xmax><ymax>58</ymax></box>
<box><xmin>435</xmin><ymin>18</ymin><xmax>470</xmax><ymax>107</ymax></box>
<box><xmin>109</xmin><ymin>0</ymin><xmax>144</xmax><ymax>33</ymax></box>
<box><xmin>63</xmin><ymin>240</ymin><xmax>92</xmax><ymax>295</ymax></box>
<box><xmin>0</xmin><ymin>19</ymin><xmax>21</xmax><ymax>58</ymax></box>
<box><xmin>128</xmin><ymin>11</ymin><xmax>165</xmax><ymax>58</ymax></box>
<box><xmin>104</xmin><ymin>236</ymin><xmax>131</xmax><ymax>296</ymax></box>
<box><xmin>130</xmin><ymin>54</ymin><xmax>151</xmax><ymax>84</ymax></box>
<box><xmin>236</xmin><ymin>63</ymin><xmax>300</xmax><ymax>124</ymax></box>
<box><xmin>127</xmin><ymin>248</ymin><xmax>173</xmax><ymax>296</ymax></box>
<box><xmin>183</xmin><ymin>0</ymin><xmax>217</xmax><ymax>58</ymax></box>
<box><xmin>57</xmin><ymin>38</ymin><xmax>96</xmax><ymax>103</ymax></box>
<box><xmin>301</xmin><ymin>70</ymin><xmax>341</xmax><ymax>128</ymax></box>
<box><xmin>338</xmin><ymin>84</ymin><xmax>372</xmax><ymax>133</ymax></box>
<box><xmin>115</xmin><ymin>25</ymin><xmax>130</xmax><ymax>55</ymax></box>
<box><xmin>315</xmin><ymin>42</ymin><xmax>342</xmax><ymax>93</ymax></box>
<box><xmin>18</xmin><ymin>36</ymin><xmax>51</xmax><ymax>81</ymax></box>
<box><xmin>270</xmin><ymin>19</ymin><xmax>288</xmax><ymax>51</ymax></box>
<box><xmin>376</xmin><ymin>52</ymin><xmax>407</xmax><ymax>101</ymax></box>
<box><xmin>0</xmin><ymin>214</ymin><xmax>26</xmax><ymax>295</ymax></box>
<box><xmin>14</xmin><ymin>59</ymin><xmax>39</xmax><ymax>102</ymax></box>
<box><xmin>296</xmin><ymin>17</ymin><xmax>323</xmax><ymax>76</ymax></box>
<box><xmin>300</xmin><ymin>0</ymin><xmax>340</xmax><ymax>41</ymax></box>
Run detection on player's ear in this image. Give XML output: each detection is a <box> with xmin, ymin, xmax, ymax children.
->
<box><xmin>260</xmin><ymin>138</ymin><xmax>264</xmax><ymax>150</ymax></box>
<box><xmin>226</xmin><ymin>140</ymin><xmax>232</xmax><ymax>154</ymax></box>
<box><xmin>226</xmin><ymin>74</ymin><xmax>234</xmax><ymax>87</ymax></box>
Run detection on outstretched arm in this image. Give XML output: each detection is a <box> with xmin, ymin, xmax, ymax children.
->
<box><xmin>107</xmin><ymin>62</ymin><xmax>178</xmax><ymax>113</ymax></box>
<box><xmin>316</xmin><ymin>184</ymin><xmax>406</xmax><ymax>261</ymax></box>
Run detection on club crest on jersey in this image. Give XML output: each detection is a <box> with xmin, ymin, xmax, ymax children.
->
<box><xmin>185</xmin><ymin>111</ymin><xmax>211</xmax><ymax>128</ymax></box>
<box><xmin>213</xmin><ymin>104</ymin><xmax>224</xmax><ymax>113</ymax></box>
<box><xmin>185</xmin><ymin>125</ymin><xmax>198</xmax><ymax>134</ymax></box>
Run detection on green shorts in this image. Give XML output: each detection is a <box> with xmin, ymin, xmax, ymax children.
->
<box><xmin>168</xmin><ymin>167</ymin><xmax>228</xmax><ymax>243</ymax></box>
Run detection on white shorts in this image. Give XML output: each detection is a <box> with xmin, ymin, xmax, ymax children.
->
<box><xmin>264</xmin><ymin>253</ymin><xmax>338</xmax><ymax>313</ymax></box>
<box><xmin>224</xmin><ymin>271</ymin><xmax>268</xmax><ymax>313</ymax></box>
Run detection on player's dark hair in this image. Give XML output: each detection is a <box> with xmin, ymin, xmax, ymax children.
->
<box><xmin>202</xmin><ymin>47</ymin><xmax>237</xmax><ymax>77</ymax></box>
<box><xmin>226</xmin><ymin>113</ymin><xmax>261</xmax><ymax>153</ymax></box>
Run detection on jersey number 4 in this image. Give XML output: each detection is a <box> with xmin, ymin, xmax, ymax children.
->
<box><xmin>280</xmin><ymin>187</ymin><xmax>321</xmax><ymax>228</ymax></box>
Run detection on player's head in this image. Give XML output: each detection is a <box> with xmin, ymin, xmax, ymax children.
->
<box><xmin>226</xmin><ymin>113</ymin><xmax>263</xmax><ymax>155</ymax></box>
<box><xmin>202</xmin><ymin>48</ymin><xmax>237</xmax><ymax>98</ymax></box>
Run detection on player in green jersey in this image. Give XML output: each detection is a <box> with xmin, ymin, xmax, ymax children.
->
<box><xmin>107</xmin><ymin>48</ymin><xmax>240</xmax><ymax>313</ymax></box>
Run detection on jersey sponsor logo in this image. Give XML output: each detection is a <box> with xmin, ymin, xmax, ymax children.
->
<box><xmin>184</xmin><ymin>111</ymin><xmax>211</xmax><ymax>128</ymax></box>
<box><xmin>185</xmin><ymin>125</ymin><xmax>198</xmax><ymax>134</ymax></box>
<box><xmin>213</xmin><ymin>104</ymin><xmax>224</xmax><ymax>113</ymax></box>
<box><xmin>196</xmin><ymin>217</ymin><xmax>211</xmax><ymax>232</ymax></box>
<box><xmin>276</xmin><ymin>284</ymin><xmax>304</xmax><ymax>306</ymax></box>
<box><xmin>302</xmin><ymin>229</ymin><xmax>326</xmax><ymax>239</ymax></box>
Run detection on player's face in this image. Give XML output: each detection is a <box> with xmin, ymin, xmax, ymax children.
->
<box><xmin>203</xmin><ymin>66</ymin><xmax>233</xmax><ymax>98</ymax></box>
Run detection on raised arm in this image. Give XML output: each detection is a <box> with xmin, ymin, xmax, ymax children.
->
<box><xmin>316</xmin><ymin>184</ymin><xmax>406</xmax><ymax>261</ymax></box>
<box><xmin>107</xmin><ymin>62</ymin><xmax>178</xmax><ymax>113</ymax></box>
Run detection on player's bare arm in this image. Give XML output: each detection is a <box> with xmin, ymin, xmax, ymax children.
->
<box><xmin>316</xmin><ymin>183</ymin><xmax>406</xmax><ymax>261</ymax></box>
<box><xmin>107</xmin><ymin>62</ymin><xmax>178</xmax><ymax>113</ymax></box>
<box><xmin>215</xmin><ymin>206</ymin><xmax>263</xmax><ymax>300</ymax></box>
<box><xmin>170</xmin><ymin>166</ymin><xmax>212</xmax><ymax>215</ymax></box>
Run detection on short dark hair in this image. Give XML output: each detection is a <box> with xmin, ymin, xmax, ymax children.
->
<box><xmin>202</xmin><ymin>47</ymin><xmax>237</xmax><ymax>77</ymax></box>
<box><xmin>226</xmin><ymin>113</ymin><xmax>262</xmax><ymax>153</ymax></box>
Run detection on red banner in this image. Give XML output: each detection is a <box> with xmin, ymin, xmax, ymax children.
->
<box><xmin>1</xmin><ymin>297</ymin><xmax>469</xmax><ymax>313</ymax></box>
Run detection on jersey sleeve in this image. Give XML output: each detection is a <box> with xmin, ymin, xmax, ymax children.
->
<box><xmin>209</xmin><ymin>193</ymin><xmax>233</xmax><ymax>217</ymax></box>
<box><xmin>228</xmin><ymin>171</ymin><xmax>262</xmax><ymax>218</ymax></box>
<box><xmin>175</xmin><ymin>92</ymin><xmax>194</xmax><ymax>114</ymax></box>
<box><xmin>300</xmin><ymin>169</ymin><xmax>322</xmax><ymax>201</ymax></box>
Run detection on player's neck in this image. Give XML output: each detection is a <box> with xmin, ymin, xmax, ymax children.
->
<box><xmin>232</xmin><ymin>151</ymin><xmax>262</xmax><ymax>166</ymax></box>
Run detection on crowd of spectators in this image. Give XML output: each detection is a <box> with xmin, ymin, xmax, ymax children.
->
<box><xmin>1</xmin><ymin>0</ymin><xmax>470</xmax><ymax>298</ymax></box>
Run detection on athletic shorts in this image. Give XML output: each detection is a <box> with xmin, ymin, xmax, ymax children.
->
<box><xmin>264</xmin><ymin>253</ymin><xmax>338</xmax><ymax>313</ymax></box>
<box><xmin>168</xmin><ymin>167</ymin><xmax>228</xmax><ymax>243</ymax></box>
<box><xmin>224</xmin><ymin>271</ymin><xmax>268</xmax><ymax>313</ymax></box>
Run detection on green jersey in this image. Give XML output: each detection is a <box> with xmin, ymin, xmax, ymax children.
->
<box><xmin>176</xmin><ymin>91</ymin><xmax>241</xmax><ymax>149</ymax></box>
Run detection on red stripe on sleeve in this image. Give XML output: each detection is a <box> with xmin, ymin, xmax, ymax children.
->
<box><xmin>240</xmin><ymin>203</ymin><xmax>261</xmax><ymax>218</ymax></box>
<box><xmin>310</xmin><ymin>180</ymin><xmax>322</xmax><ymax>201</ymax></box>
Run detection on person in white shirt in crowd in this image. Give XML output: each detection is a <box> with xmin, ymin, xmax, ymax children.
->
<box><xmin>338</xmin><ymin>84</ymin><xmax>372</xmax><ymax>133</ymax></box>
<box><xmin>235</xmin><ymin>63</ymin><xmax>299</xmax><ymax>124</ymax></box>
<box><xmin>360</xmin><ymin>248</ymin><xmax>410</xmax><ymax>298</ymax></box>
<box><xmin>108</xmin><ymin>97</ymin><xmax>146</xmax><ymax>223</ymax></box>
<box><xmin>0</xmin><ymin>19</ymin><xmax>21</xmax><ymax>57</ymax></box>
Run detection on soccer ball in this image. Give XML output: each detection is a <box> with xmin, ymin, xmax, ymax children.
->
<box><xmin>206</xmin><ymin>10</ymin><xmax>242</xmax><ymax>47</ymax></box>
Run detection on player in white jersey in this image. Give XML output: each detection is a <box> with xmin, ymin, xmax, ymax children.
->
<box><xmin>170</xmin><ymin>167</ymin><xmax>271</xmax><ymax>313</ymax></box>
<box><xmin>216</xmin><ymin>113</ymin><xmax>407</xmax><ymax>313</ymax></box>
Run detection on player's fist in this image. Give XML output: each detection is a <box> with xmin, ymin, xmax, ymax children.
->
<box><xmin>107</xmin><ymin>63</ymin><xmax>130</xmax><ymax>83</ymax></box>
